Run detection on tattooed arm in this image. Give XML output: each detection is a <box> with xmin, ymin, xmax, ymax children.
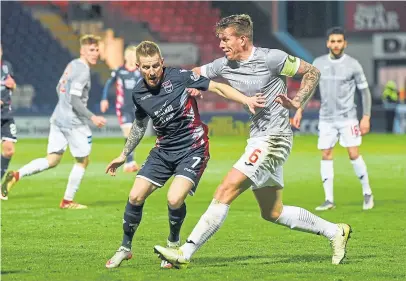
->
<box><xmin>274</xmin><ymin>54</ymin><xmax>320</xmax><ymax>112</ymax></box>
<box><xmin>121</xmin><ymin>117</ymin><xmax>149</xmax><ymax>157</ymax></box>
<box><xmin>294</xmin><ymin>60</ymin><xmax>321</xmax><ymax>110</ymax></box>
<box><xmin>105</xmin><ymin>116</ymin><xmax>149</xmax><ymax>176</ymax></box>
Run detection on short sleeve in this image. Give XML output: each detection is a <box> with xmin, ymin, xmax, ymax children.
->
<box><xmin>6</xmin><ymin>62</ymin><xmax>14</xmax><ymax>77</ymax></box>
<box><xmin>70</xmin><ymin>63</ymin><xmax>89</xmax><ymax>97</ymax></box>
<box><xmin>132</xmin><ymin>97</ymin><xmax>148</xmax><ymax>120</ymax></box>
<box><xmin>180</xmin><ymin>70</ymin><xmax>210</xmax><ymax>91</ymax></box>
<box><xmin>265</xmin><ymin>49</ymin><xmax>300</xmax><ymax>77</ymax></box>
<box><xmin>353</xmin><ymin>61</ymin><xmax>369</xmax><ymax>90</ymax></box>
<box><xmin>200</xmin><ymin>57</ymin><xmax>225</xmax><ymax>79</ymax></box>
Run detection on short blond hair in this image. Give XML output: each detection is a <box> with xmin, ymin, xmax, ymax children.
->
<box><xmin>215</xmin><ymin>14</ymin><xmax>253</xmax><ymax>41</ymax></box>
<box><xmin>135</xmin><ymin>41</ymin><xmax>162</xmax><ymax>62</ymax></box>
<box><xmin>125</xmin><ymin>45</ymin><xmax>137</xmax><ymax>54</ymax></box>
<box><xmin>80</xmin><ymin>34</ymin><xmax>101</xmax><ymax>47</ymax></box>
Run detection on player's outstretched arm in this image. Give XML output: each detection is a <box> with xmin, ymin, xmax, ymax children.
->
<box><xmin>207</xmin><ymin>81</ymin><xmax>265</xmax><ymax>114</ymax></box>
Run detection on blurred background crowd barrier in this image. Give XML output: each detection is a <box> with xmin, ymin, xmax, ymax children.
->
<box><xmin>1</xmin><ymin>1</ymin><xmax>405</xmax><ymax>137</ymax></box>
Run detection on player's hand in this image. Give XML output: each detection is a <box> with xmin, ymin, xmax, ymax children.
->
<box><xmin>245</xmin><ymin>93</ymin><xmax>266</xmax><ymax>114</ymax></box>
<box><xmin>0</xmin><ymin>100</ymin><xmax>3</xmax><ymax>106</ymax></box>
<box><xmin>292</xmin><ymin>108</ymin><xmax>303</xmax><ymax>129</ymax></box>
<box><xmin>187</xmin><ymin>88</ymin><xmax>203</xmax><ymax>99</ymax></box>
<box><xmin>91</xmin><ymin>115</ymin><xmax>106</xmax><ymax>128</ymax></box>
<box><xmin>274</xmin><ymin>94</ymin><xmax>300</xmax><ymax>110</ymax></box>
<box><xmin>4</xmin><ymin>75</ymin><xmax>16</xmax><ymax>89</ymax></box>
<box><xmin>360</xmin><ymin>115</ymin><xmax>370</xmax><ymax>135</ymax></box>
<box><xmin>100</xmin><ymin>100</ymin><xmax>109</xmax><ymax>113</ymax></box>
<box><xmin>105</xmin><ymin>154</ymin><xmax>126</xmax><ymax>176</ymax></box>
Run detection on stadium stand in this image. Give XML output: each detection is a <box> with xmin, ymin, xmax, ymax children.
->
<box><xmin>1</xmin><ymin>1</ymin><xmax>103</xmax><ymax>115</ymax></box>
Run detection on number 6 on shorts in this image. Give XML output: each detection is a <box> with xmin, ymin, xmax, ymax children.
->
<box><xmin>248</xmin><ymin>149</ymin><xmax>262</xmax><ymax>164</ymax></box>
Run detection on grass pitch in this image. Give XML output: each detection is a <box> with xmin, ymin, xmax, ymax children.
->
<box><xmin>1</xmin><ymin>134</ymin><xmax>405</xmax><ymax>281</ymax></box>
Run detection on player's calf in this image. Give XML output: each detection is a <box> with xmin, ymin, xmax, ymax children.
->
<box><xmin>168</xmin><ymin>203</ymin><xmax>186</xmax><ymax>243</ymax></box>
<box><xmin>122</xmin><ymin>200</ymin><xmax>144</xmax><ymax>249</ymax></box>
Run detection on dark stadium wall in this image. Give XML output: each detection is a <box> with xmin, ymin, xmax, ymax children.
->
<box><xmin>211</xmin><ymin>1</ymin><xmax>286</xmax><ymax>51</ymax></box>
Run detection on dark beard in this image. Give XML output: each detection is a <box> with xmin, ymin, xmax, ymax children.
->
<box><xmin>329</xmin><ymin>49</ymin><xmax>344</xmax><ymax>59</ymax></box>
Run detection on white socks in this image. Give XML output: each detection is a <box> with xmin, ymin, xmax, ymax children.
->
<box><xmin>179</xmin><ymin>200</ymin><xmax>340</xmax><ymax>261</ymax></box>
<box><xmin>321</xmin><ymin>156</ymin><xmax>372</xmax><ymax>201</ymax></box>
<box><xmin>320</xmin><ymin>160</ymin><xmax>334</xmax><ymax>202</ymax></box>
<box><xmin>18</xmin><ymin>158</ymin><xmax>50</xmax><ymax>179</ymax></box>
<box><xmin>63</xmin><ymin>164</ymin><xmax>85</xmax><ymax>201</ymax></box>
<box><xmin>275</xmin><ymin>206</ymin><xmax>339</xmax><ymax>240</ymax></box>
<box><xmin>180</xmin><ymin>199</ymin><xmax>229</xmax><ymax>260</ymax></box>
<box><xmin>351</xmin><ymin>156</ymin><xmax>372</xmax><ymax>195</ymax></box>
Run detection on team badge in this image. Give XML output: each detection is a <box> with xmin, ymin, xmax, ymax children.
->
<box><xmin>162</xmin><ymin>80</ymin><xmax>173</xmax><ymax>93</ymax></box>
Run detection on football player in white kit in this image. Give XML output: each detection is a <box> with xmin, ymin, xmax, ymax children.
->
<box><xmin>154</xmin><ymin>14</ymin><xmax>352</xmax><ymax>267</ymax></box>
<box><xmin>1</xmin><ymin>35</ymin><xmax>106</xmax><ymax>209</ymax></box>
<box><xmin>292</xmin><ymin>27</ymin><xmax>374</xmax><ymax>211</ymax></box>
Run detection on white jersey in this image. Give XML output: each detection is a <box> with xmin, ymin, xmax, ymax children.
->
<box><xmin>201</xmin><ymin>47</ymin><xmax>300</xmax><ymax>137</ymax></box>
<box><xmin>50</xmin><ymin>58</ymin><xmax>91</xmax><ymax>128</ymax></box>
<box><xmin>314</xmin><ymin>54</ymin><xmax>369</xmax><ymax>122</ymax></box>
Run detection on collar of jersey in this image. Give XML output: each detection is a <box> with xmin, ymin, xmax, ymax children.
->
<box><xmin>237</xmin><ymin>46</ymin><xmax>256</xmax><ymax>63</ymax></box>
<box><xmin>78</xmin><ymin>58</ymin><xmax>90</xmax><ymax>69</ymax></box>
<box><xmin>328</xmin><ymin>53</ymin><xmax>346</xmax><ymax>63</ymax></box>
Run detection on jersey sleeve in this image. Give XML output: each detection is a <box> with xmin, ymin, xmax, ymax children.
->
<box><xmin>101</xmin><ymin>69</ymin><xmax>118</xmax><ymax>100</ymax></box>
<box><xmin>69</xmin><ymin>63</ymin><xmax>89</xmax><ymax>97</ymax></box>
<box><xmin>200</xmin><ymin>57</ymin><xmax>225</xmax><ymax>79</ymax></box>
<box><xmin>181</xmin><ymin>70</ymin><xmax>210</xmax><ymax>91</ymax></box>
<box><xmin>6</xmin><ymin>61</ymin><xmax>14</xmax><ymax>77</ymax></box>
<box><xmin>353</xmin><ymin>61</ymin><xmax>369</xmax><ymax>90</ymax></box>
<box><xmin>132</xmin><ymin>95</ymin><xmax>148</xmax><ymax>120</ymax></box>
<box><xmin>265</xmin><ymin>49</ymin><xmax>301</xmax><ymax>77</ymax></box>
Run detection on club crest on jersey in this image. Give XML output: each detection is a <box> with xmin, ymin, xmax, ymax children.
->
<box><xmin>162</xmin><ymin>80</ymin><xmax>173</xmax><ymax>93</ymax></box>
<box><xmin>2</xmin><ymin>65</ymin><xmax>9</xmax><ymax>73</ymax></box>
<box><xmin>190</xmin><ymin>72</ymin><xmax>200</xmax><ymax>81</ymax></box>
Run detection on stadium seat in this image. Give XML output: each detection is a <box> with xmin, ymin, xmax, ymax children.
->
<box><xmin>1</xmin><ymin>1</ymin><xmax>103</xmax><ymax>114</ymax></box>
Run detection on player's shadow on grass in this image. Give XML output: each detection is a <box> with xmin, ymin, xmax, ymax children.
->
<box><xmin>345</xmin><ymin>199</ymin><xmax>405</xmax><ymax>207</ymax></box>
<box><xmin>85</xmin><ymin>200</ymin><xmax>125</xmax><ymax>207</ymax></box>
<box><xmin>1</xmin><ymin>270</ymin><xmax>27</xmax><ymax>275</ymax></box>
<box><xmin>198</xmin><ymin>253</ymin><xmax>374</xmax><ymax>267</ymax></box>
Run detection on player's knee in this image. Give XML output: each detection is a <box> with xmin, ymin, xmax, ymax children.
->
<box><xmin>128</xmin><ymin>192</ymin><xmax>147</xmax><ymax>205</ymax></box>
<box><xmin>2</xmin><ymin>142</ymin><xmax>15</xmax><ymax>158</ymax></box>
<box><xmin>215</xmin><ymin>181</ymin><xmax>240</xmax><ymax>204</ymax></box>
<box><xmin>348</xmin><ymin>150</ymin><xmax>359</xmax><ymax>160</ymax></box>
<box><xmin>76</xmin><ymin>156</ymin><xmax>89</xmax><ymax>168</ymax></box>
<box><xmin>46</xmin><ymin>154</ymin><xmax>62</xmax><ymax>168</ymax></box>
<box><xmin>167</xmin><ymin>195</ymin><xmax>185</xmax><ymax>209</ymax></box>
<box><xmin>322</xmin><ymin>149</ymin><xmax>333</xmax><ymax>160</ymax></box>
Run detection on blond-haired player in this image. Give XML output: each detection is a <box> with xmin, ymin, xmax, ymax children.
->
<box><xmin>2</xmin><ymin>35</ymin><xmax>106</xmax><ymax>209</ymax></box>
<box><xmin>155</xmin><ymin>14</ymin><xmax>352</xmax><ymax>267</ymax></box>
<box><xmin>100</xmin><ymin>45</ymin><xmax>141</xmax><ymax>172</ymax></box>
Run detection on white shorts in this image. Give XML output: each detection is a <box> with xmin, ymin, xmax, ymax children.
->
<box><xmin>233</xmin><ymin>135</ymin><xmax>293</xmax><ymax>189</ymax></box>
<box><xmin>47</xmin><ymin>124</ymin><xmax>92</xmax><ymax>157</ymax></box>
<box><xmin>317</xmin><ymin>119</ymin><xmax>362</xmax><ymax>150</ymax></box>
